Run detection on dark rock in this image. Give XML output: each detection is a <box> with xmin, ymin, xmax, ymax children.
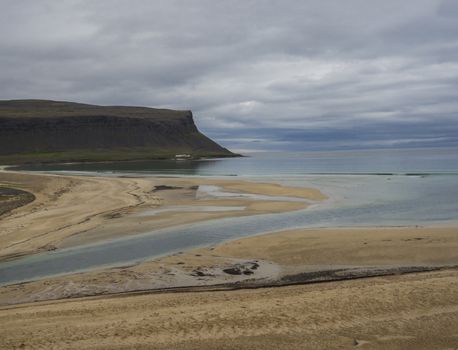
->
<box><xmin>152</xmin><ymin>185</ymin><xmax>182</xmax><ymax>192</ymax></box>
<box><xmin>223</xmin><ymin>267</ymin><xmax>243</xmax><ymax>275</ymax></box>
<box><xmin>191</xmin><ymin>269</ymin><xmax>213</xmax><ymax>277</ymax></box>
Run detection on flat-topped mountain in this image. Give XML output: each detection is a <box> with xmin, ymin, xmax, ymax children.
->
<box><xmin>0</xmin><ymin>100</ymin><xmax>236</xmax><ymax>164</ymax></box>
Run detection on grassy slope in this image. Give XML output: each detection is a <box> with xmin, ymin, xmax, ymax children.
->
<box><xmin>0</xmin><ymin>148</ymin><xmax>236</xmax><ymax>165</ymax></box>
<box><xmin>0</xmin><ymin>99</ymin><xmax>188</xmax><ymax>119</ymax></box>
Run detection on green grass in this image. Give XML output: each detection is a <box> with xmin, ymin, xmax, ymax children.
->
<box><xmin>0</xmin><ymin>99</ymin><xmax>190</xmax><ymax>120</ymax></box>
<box><xmin>0</xmin><ymin>148</ymin><xmax>239</xmax><ymax>165</ymax></box>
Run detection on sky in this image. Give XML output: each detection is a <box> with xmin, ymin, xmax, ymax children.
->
<box><xmin>1</xmin><ymin>0</ymin><xmax>458</xmax><ymax>152</ymax></box>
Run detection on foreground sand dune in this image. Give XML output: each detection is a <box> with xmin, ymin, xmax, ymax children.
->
<box><xmin>1</xmin><ymin>269</ymin><xmax>457</xmax><ymax>349</ymax></box>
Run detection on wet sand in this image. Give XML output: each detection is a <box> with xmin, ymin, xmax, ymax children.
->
<box><xmin>0</xmin><ymin>186</ymin><xmax>35</xmax><ymax>216</ymax></box>
<box><xmin>1</xmin><ymin>226</ymin><xmax>457</xmax><ymax>306</ymax></box>
<box><xmin>0</xmin><ymin>171</ymin><xmax>323</xmax><ymax>261</ymax></box>
<box><xmin>207</xmin><ymin>226</ymin><xmax>458</xmax><ymax>267</ymax></box>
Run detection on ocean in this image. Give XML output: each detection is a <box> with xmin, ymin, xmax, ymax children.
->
<box><xmin>14</xmin><ymin>147</ymin><xmax>458</xmax><ymax>226</ymax></box>
<box><xmin>14</xmin><ymin>147</ymin><xmax>458</xmax><ymax>176</ymax></box>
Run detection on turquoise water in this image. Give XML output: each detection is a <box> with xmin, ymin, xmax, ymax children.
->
<box><xmin>1</xmin><ymin>148</ymin><xmax>458</xmax><ymax>285</ymax></box>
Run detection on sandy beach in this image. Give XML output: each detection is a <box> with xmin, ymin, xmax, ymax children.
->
<box><xmin>1</xmin><ymin>236</ymin><xmax>457</xmax><ymax>350</ymax></box>
<box><xmin>1</xmin><ymin>225</ymin><xmax>457</xmax><ymax>305</ymax></box>
<box><xmin>0</xmin><ymin>171</ymin><xmax>324</xmax><ymax>261</ymax></box>
<box><xmin>1</xmin><ymin>269</ymin><xmax>457</xmax><ymax>350</ymax></box>
<box><xmin>0</xmin><ymin>171</ymin><xmax>457</xmax><ymax>349</ymax></box>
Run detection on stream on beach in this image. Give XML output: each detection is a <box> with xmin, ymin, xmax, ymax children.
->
<box><xmin>1</xmin><ymin>148</ymin><xmax>458</xmax><ymax>285</ymax></box>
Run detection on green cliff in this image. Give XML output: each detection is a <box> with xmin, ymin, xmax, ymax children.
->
<box><xmin>0</xmin><ymin>100</ymin><xmax>236</xmax><ymax>164</ymax></box>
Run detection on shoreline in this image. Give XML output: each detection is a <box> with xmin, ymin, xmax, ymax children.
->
<box><xmin>1</xmin><ymin>226</ymin><xmax>457</xmax><ymax>350</ymax></box>
<box><xmin>1</xmin><ymin>171</ymin><xmax>457</xmax><ymax>292</ymax></box>
<box><xmin>1</xmin><ymin>171</ymin><xmax>457</xmax><ymax>349</ymax></box>
<box><xmin>0</xmin><ymin>170</ymin><xmax>325</xmax><ymax>263</ymax></box>
<box><xmin>2</xmin><ymin>263</ymin><xmax>456</xmax><ymax>310</ymax></box>
<box><xmin>1</xmin><ymin>225</ymin><xmax>457</xmax><ymax>306</ymax></box>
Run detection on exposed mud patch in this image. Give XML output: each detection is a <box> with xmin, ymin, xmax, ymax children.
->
<box><xmin>0</xmin><ymin>187</ymin><xmax>35</xmax><ymax>217</ymax></box>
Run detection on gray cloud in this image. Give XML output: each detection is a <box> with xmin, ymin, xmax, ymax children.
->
<box><xmin>1</xmin><ymin>0</ymin><xmax>457</xmax><ymax>151</ymax></box>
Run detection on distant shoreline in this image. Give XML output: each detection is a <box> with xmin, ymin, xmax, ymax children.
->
<box><xmin>1</xmin><ymin>151</ymin><xmax>243</xmax><ymax>168</ymax></box>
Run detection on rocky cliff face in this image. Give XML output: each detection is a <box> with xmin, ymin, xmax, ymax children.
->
<box><xmin>0</xmin><ymin>100</ymin><xmax>235</xmax><ymax>163</ymax></box>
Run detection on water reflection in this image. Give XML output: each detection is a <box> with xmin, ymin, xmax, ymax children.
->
<box><xmin>13</xmin><ymin>158</ymin><xmax>224</xmax><ymax>175</ymax></box>
<box><xmin>13</xmin><ymin>148</ymin><xmax>458</xmax><ymax>175</ymax></box>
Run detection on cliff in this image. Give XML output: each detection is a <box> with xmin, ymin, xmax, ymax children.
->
<box><xmin>0</xmin><ymin>100</ymin><xmax>236</xmax><ymax>164</ymax></box>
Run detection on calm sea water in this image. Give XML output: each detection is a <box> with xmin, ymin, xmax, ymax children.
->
<box><xmin>2</xmin><ymin>148</ymin><xmax>458</xmax><ymax>285</ymax></box>
<box><xmin>14</xmin><ymin>148</ymin><xmax>458</xmax><ymax>175</ymax></box>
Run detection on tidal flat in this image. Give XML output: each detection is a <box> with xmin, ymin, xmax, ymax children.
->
<box><xmin>0</xmin><ymin>165</ymin><xmax>457</xmax><ymax>349</ymax></box>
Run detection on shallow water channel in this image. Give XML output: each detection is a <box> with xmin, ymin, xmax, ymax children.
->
<box><xmin>0</xmin><ymin>174</ymin><xmax>457</xmax><ymax>286</ymax></box>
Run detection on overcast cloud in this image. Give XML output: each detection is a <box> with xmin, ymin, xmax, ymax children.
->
<box><xmin>1</xmin><ymin>0</ymin><xmax>458</xmax><ymax>151</ymax></box>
